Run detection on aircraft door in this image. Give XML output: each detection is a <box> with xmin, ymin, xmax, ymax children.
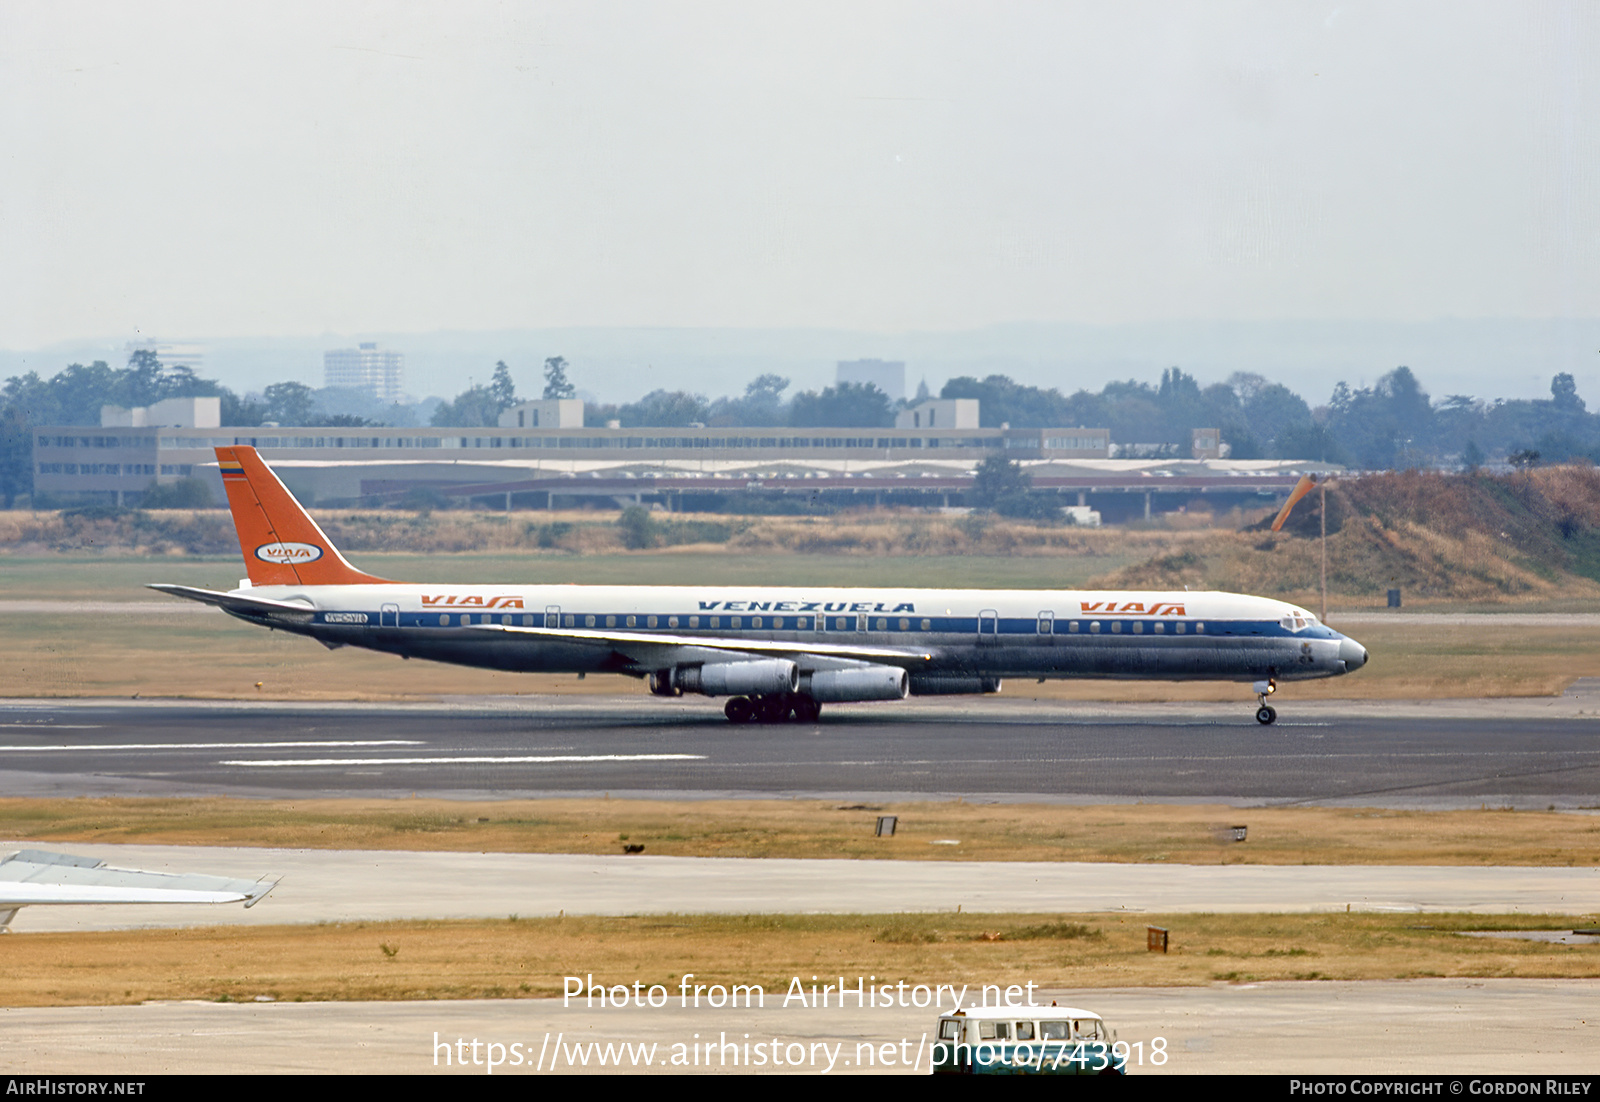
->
<box><xmin>545</xmin><ymin>605</ymin><xmax>561</xmax><ymax>628</ymax></box>
<box><xmin>978</xmin><ymin>609</ymin><xmax>999</xmax><ymax>643</ymax></box>
<box><xmin>380</xmin><ymin>603</ymin><xmax>400</xmax><ymax>627</ymax></box>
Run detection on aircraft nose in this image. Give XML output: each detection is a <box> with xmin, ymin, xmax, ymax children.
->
<box><xmin>1338</xmin><ymin>635</ymin><xmax>1368</xmax><ymax>671</ymax></box>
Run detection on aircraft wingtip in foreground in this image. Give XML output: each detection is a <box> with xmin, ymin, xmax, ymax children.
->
<box><xmin>0</xmin><ymin>849</ymin><xmax>278</xmax><ymax>930</ymax></box>
<box><xmin>152</xmin><ymin>446</ymin><xmax>1367</xmax><ymax>725</ymax></box>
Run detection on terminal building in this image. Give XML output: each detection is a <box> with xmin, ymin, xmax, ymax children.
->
<box><xmin>30</xmin><ymin>398</ymin><xmax>1315</xmax><ymax>522</ymax></box>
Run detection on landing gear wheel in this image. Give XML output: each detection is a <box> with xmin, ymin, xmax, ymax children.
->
<box><xmin>793</xmin><ymin>695</ymin><xmax>821</xmax><ymax>723</ymax></box>
<box><xmin>725</xmin><ymin>697</ymin><xmax>754</xmax><ymax>724</ymax></box>
<box><xmin>757</xmin><ymin>696</ymin><xmax>793</xmax><ymax>724</ymax></box>
<box><xmin>1255</xmin><ymin>705</ymin><xmax>1277</xmax><ymax>725</ymax></box>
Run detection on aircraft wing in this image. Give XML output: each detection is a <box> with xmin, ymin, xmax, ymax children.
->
<box><xmin>466</xmin><ymin>622</ymin><xmax>934</xmax><ymax>668</ymax></box>
<box><xmin>146</xmin><ymin>584</ymin><xmax>315</xmax><ymax>622</ymax></box>
<box><xmin>0</xmin><ymin>850</ymin><xmax>278</xmax><ymax>923</ymax></box>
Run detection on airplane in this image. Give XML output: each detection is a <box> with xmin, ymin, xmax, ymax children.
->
<box><xmin>0</xmin><ymin>848</ymin><xmax>277</xmax><ymax>930</ymax></box>
<box><xmin>150</xmin><ymin>446</ymin><xmax>1368</xmax><ymax>725</ymax></box>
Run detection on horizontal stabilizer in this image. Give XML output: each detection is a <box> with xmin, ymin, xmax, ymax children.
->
<box><xmin>146</xmin><ymin>584</ymin><xmax>316</xmax><ymax>621</ymax></box>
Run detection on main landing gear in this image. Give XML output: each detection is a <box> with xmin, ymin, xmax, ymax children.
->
<box><xmin>724</xmin><ymin>693</ymin><xmax>822</xmax><ymax>724</ymax></box>
<box><xmin>1253</xmin><ymin>678</ymin><xmax>1277</xmax><ymax>725</ymax></box>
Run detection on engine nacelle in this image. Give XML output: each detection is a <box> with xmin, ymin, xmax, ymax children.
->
<box><xmin>907</xmin><ymin>674</ymin><xmax>1003</xmax><ymax>696</ymax></box>
<box><xmin>800</xmin><ymin>666</ymin><xmax>908</xmax><ymax>703</ymax></box>
<box><xmin>674</xmin><ymin>659</ymin><xmax>798</xmax><ymax>697</ymax></box>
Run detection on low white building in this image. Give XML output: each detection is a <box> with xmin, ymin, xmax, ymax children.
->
<box><xmin>894</xmin><ymin>399</ymin><xmax>979</xmax><ymax>431</ymax></box>
<box><xmin>100</xmin><ymin>397</ymin><xmax>221</xmax><ymax>429</ymax></box>
<box><xmin>498</xmin><ymin>399</ymin><xmax>585</xmax><ymax>430</ymax></box>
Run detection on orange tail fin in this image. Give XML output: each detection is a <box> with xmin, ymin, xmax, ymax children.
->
<box><xmin>216</xmin><ymin>446</ymin><xmax>393</xmax><ymax>586</ymax></box>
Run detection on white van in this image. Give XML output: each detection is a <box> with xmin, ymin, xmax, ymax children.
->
<box><xmin>931</xmin><ymin>1005</ymin><xmax>1125</xmax><ymax>1076</ymax></box>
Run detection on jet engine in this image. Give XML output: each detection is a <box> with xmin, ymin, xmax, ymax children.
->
<box><xmin>908</xmin><ymin>674</ymin><xmax>1003</xmax><ymax>696</ymax></box>
<box><xmin>800</xmin><ymin>666</ymin><xmax>908</xmax><ymax>702</ymax></box>
<box><xmin>670</xmin><ymin>659</ymin><xmax>799</xmax><ymax>697</ymax></box>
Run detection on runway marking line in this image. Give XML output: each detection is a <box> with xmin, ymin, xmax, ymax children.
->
<box><xmin>220</xmin><ymin>753</ymin><xmax>708</xmax><ymax>767</ymax></box>
<box><xmin>0</xmin><ymin>740</ymin><xmax>426</xmax><ymax>752</ymax></box>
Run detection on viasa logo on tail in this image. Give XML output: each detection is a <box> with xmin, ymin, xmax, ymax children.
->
<box><xmin>422</xmin><ymin>595</ymin><xmax>526</xmax><ymax>609</ymax></box>
<box><xmin>255</xmin><ymin>542</ymin><xmax>324</xmax><ymax>564</ymax></box>
<box><xmin>1080</xmin><ymin>601</ymin><xmax>1187</xmax><ymax>616</ymax></box>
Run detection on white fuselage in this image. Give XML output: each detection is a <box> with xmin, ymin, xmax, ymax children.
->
<box><xmin>223</xmin><ymin>582</ymin><xmax>1364</xmax><ymax>685</ymax></box>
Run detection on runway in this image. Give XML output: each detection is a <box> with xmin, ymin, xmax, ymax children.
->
<box><xmin>4</xmin><ymin>980</ymin><xmax>1596</xmax><ymax>1075</ymax></box>
<box><xmin>2</xmin><ymin>692</ymin><xmax>1599</xmax><ymax>807</ymax></box>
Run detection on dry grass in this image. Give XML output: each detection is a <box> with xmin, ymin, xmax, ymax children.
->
<box><xmin>6</xmin><ymin>798</ymin><xmax>1598</xmax><ymax>866</ymax></box>
<box><xmin>3</xmin><ymin>911</ymin><xmax>1597</xmax><ymax>1007</ymax></box>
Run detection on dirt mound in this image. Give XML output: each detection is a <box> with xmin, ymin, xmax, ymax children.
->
<box><xmin>1095</xmin><ymin>467</ymin><xmax>1600</xmax><ymax>603</ymax></box>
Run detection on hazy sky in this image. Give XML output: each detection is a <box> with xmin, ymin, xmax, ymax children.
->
<box><xmin>3</xmin><ymin>1</ymin><xmax>1598</xmax><ymax>351</ymax></box>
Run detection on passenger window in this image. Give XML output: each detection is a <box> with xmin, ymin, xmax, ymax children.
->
<box><xmin>1197</xmin><ymin>622</ymin><xmax>1206</xmax><ymax>633</ymax></box>
<box><xmin>647</xmin><ymin>616</ymin><xmax>658</xmax><ymax>628</ymax></box>
<box><xmin>502</xmin><ymin>615</ymin><xmax>511</xmax><ymax>626</ymax></box>
<box><xmin>1132</xmin><ymin>621</ymin><xmax>1143</xmax><ymax>634</ymax></box>
<box><xmin>439</xmin><ymin>614</ymin><xmax>450</xmax><ymax>626</ymax></box>
<box><xmin>752</xmin><ymin>616</ymin><xmax>763</xmax><ymax>628</ymax></box>
<box><xmin>564</xmin><ymin>615</ymin><xmax>575</xmax><ymax>628</ymax></box>
<box><xmin>899</xmin><ymin>618</ymin><xmax>910</xmax><ymax>630</ymax></box>
<box><xmin>1111</xmin><ymin>622</ymin><xmax>1122</xmax><ymax>634</ymax></box>
<box><xmin>939</xmin><ymin>1020</ymin><xmax>962</xmax><ymax>1041</ymax></box>
<box><xmin>921</xmin><ymin>618</ymin><xmax>931</xmax><ymax>630</ymax></box>
<box><xmin>1073</xmin><ymin>1019</ymin><xmax>1104</xmax><ymax>1041</ymax></box>
<box><xmin>1069</xmin><ymin>621</ymin><xmax>1079</xmax><ymax>633</ymax></box>
<box><xmin>1176</xmin><ymin>622</ymin><xmax>1186</xmax><ymax>634</ymax></box>
<box><xmin>731</xmin><ymin>617</ymin><xmax>741</xmax><ymax>629</ymax></box>
<box><xmin>585</xmin><ymin>615</ymin><xmax>596</xmax><ymax>627</ymax></box>
<box><xmin>626</xmin><ymin>615</ymin><xmax>637</xmax><ymax>627</ymax></box>
<box><xmin>1015</xmin><ymin>1022</ymin><xmax>1035</xmax><ymax>1040</ymax></box>
<box><xmin>836</xmin><ymin>617</ymin><xmax>849</xmax><ymax>630</ymax></box>
<box><xmin>1090</xmin><ymin>621</ymin><xmax>1100</xmax><ymax>633</ymax></box>
<box><xmin>875</xmin><ymin>617</ymin><xmax>887</xmax><ymax>630</ymax></box>
<box><xmin>606</xmin><ymin>616</ymin><xmax>615</xmax><ymax>628</ymax></box>
<box><xmin>1041</xmin><ymin>1021</ymin><xmax>1070</xmax><ymax>1040</ymax></box>
<box><xmin>710</xmin><ymin>617</ymin><xmax>720</xmax><ymax>628</ymax></box>
<box><xmin>690</xmin><ymin>616</ymin><xmax>699</xmax><ymax>628</ymax></box>
<box><xmin>979</xmin><ymin>1022</ymin><xmax>1010</xmax><ymax>1041</ymax></box>
<box><xmin>668</xmin><ymin>616</ymin><xmax>679</xmax><ymax>628</ymax></box>
<box><xmin>1154</xmin><ymin>622</ymin><xmax>1164</xmax><ymax>633</ymax></box>
<box><xmin>522</xmin><ymin>615</ymin><xmax>533</xmax><ymax>626</ymax></box>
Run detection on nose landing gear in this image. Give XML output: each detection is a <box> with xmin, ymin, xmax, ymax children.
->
<box><xmin>1253</xmin><ymin>678</ymin><xmax>1277</xmax><ymax>725</ymax></box>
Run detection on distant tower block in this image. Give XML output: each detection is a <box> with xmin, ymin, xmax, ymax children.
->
<box><xmin>324</xmin><ymin>342</ymin><xmax>405</xmax><ymax>403</ymax></box>
<box><xmin>836</xmin><ymin>359</ymin><xmax>906</xmax><ymax>402</ymax></box>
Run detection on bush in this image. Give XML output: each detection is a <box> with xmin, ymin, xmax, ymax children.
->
<box><xmin>617</xmin><ymin>506</ymin><xmax>660</xmax><ymax>549</ymax></box>
<box><xmin>140</xmin><ymin>478</ymin><xmax>216</xmax><ymax>509</ymax></box>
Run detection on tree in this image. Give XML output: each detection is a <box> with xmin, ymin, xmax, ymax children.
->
<box><xmin>617</xmin><ymin>390</ymin><xmax>711</xmax><ymax>427</ymax></box>
<box><xmin>1551</xmin><ymin>372</ymin><xmax>1586</xmax><ymax>413</ymax></box>
<box><xmin>616</xmin><ymin>505</ymin><xmax>660</xmax><ymax>549</ymax></box>
<box><xmin>788</xmin><ymin>382</ymin><xmax>892</xmax><ymax>428</ymax></box>
<box><xmin>971</xmin><ymin>454</ymin><xmax>1031</xmax><ymax>503</ymax></box>
<box><xmin>489</xmin><ymin>361</ymin><xmax>517</xmax><ymax>411</ymax></box>
<box><xmin>542</xmin><ymin>356</ymin><xmax>575</xmax><ymax>400</ymax></box>
<box><xmin>429</xmin><ymin>385</ymin><xmax>502</xmax><ymax>427</ymax></box>
<box><xmin>262</xmin><ymin>382</ymin><xmax>315</xmax><ymax>425</ymax></box>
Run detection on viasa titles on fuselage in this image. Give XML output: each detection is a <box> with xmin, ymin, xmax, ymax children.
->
<box><xmin>150</xmin><ymin>447</ymin><xmax>1368</xmax><ymax>725</ymax></box>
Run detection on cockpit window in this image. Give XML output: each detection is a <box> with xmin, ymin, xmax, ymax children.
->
<box><xmin>1281</xmin><ymin>610</ymin><xmax>1316</xmax><ymax>632</ymax></box>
